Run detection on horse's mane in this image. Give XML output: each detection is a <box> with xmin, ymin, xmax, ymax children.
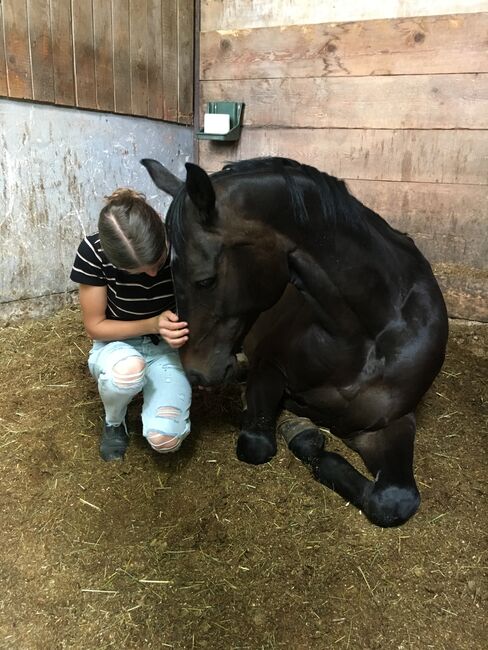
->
<box><xmin>167</xmin><ymin>157</ymin><xmax>382</xmax><ymax>251</ymax></box>
<box><xmin>222</xmin><ymin>157</ymin><xmax>370</xmax><ymax>228</ymax></box>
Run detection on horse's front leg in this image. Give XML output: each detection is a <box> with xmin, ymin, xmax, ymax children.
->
<box><xmin>342</xmin><ymin>412</ymin><xmax>420</xmax><ymax>527</ymax></box>
<box><xmin>236</xmin><ymin>361</ymin><xmax>286</xmax><ymax>465</ymax></box>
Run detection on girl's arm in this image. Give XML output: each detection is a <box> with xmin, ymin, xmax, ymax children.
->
<box><xmin>78</xmin><ymin>284</ymin><xmax>189</xmax><ymax>347</ymax></box>
<box><xmin>79</xmin><ymin>284</ymin><xmax>160</xmax><ymax>340</ymax></box>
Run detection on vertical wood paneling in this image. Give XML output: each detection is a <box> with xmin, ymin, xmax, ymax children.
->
<box><xmin>0</xmin><ymin>2</ymin><xmax>8</xmax><ymax>95</ymax></box>
<box><xmin>162</xmin><ymin>0</ymin><xmax>178</xmax><ymax>121</ymax></box>
<box><xmin>0</xmin><ymin>0</ymin><xmax>193</xmax><ymax>123</ymax></box>
<box><xmin>50</xmin><ymin>0</ymin><xmax>75</xmax><ymax>105</ymax></box>
<box><xmin>129</xmin><ymin>0</ymin><xmax>148</xmax><ymax>116</ymax></box>
<box><xmin>3</xmin><ymin>0</ymin><xmax>32</xmax><ymax>98</ymax></box>
<box><xmin>178</xmin><ymin>0</ymin><xmax>194</xmax><ymax>123</ymax></box>
<box><xmin>147</xmin><ymin>0</ymin><xmax>163</xmax><ymax>118</ymax></box>
<box><xmin>28</xmin><ymin>0</ymin><xmax>54</xmax><ymax>102</ymax></box>
<box><xmin>112</xmin><ymin>0</ymin><xmax>132</xmax><ymax>115</ymax></box>
<box><xmin>93</xmin><ymin>1</ymin><xmax>114</xmax><ymax>112</ymax></box>
<box><xmin>72</xmin><ymin>0</ymin><xmax>96</xmax><ymax>109</ymax></box>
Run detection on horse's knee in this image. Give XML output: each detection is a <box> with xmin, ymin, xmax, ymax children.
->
<box><xmin>363</xmin><ymin>483</ymin><xmax>420</xmax><ymax>528</ymax></box>
<box><xmin>111</xmin><ymin>356</ymin><xmax>145</xmax><ymax>390</ymax></box>
<box><xmin>236</xmin><ymin>429</ymin><xmax>277</xmax><ymax>465</ymax></box>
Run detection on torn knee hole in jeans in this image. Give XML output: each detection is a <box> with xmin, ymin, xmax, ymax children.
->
<box><xmin>156</xmin><ymin>406</ymin><xmax>181</xmax><ymax>421</ymax></box>
<box><xmin>112</xmin><ymin>357</ymin><xmax>145</xmax><ymax>389</ymax></box>
<box><xmin>147</xmin><ymin>431</ymin><xmax>181</xmax><ymax>451</ymax></box>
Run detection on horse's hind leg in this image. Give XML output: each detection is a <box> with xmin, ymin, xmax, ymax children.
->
<box><xmin>278</xmin><ymin>413</ymin><xmax>374</xmax><ymax>514</ymax></box>
<box><xmin>280</xmin><ymin>411</ymin><xmax>420</xmax><ymax>527</ymax></box>
<box><xmin>343</xmin><ymin>412</ymin><xmax>420</xmax><ymax>527</ymax></box>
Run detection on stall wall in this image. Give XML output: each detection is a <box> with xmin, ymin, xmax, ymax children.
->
<box><xmin>198</xmin><ymin>1</ymin><xmax>488</xmax><ymax>321</ymax></box>
<box><xmin>0</xmin><ymin>99</ymin><xmax>192</xmax><ymax>322</ymax></box>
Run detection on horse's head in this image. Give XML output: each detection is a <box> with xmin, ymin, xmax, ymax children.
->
<box><xmin>141</xmin><ymin>159</ymin><xmax>290</xmax><ymax>385</ymax></box>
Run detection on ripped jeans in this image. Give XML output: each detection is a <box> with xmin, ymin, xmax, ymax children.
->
<box><xmin>88</xmin><ymin>336</ymin><xmax>191</xmax><ymax>453</ymax></box>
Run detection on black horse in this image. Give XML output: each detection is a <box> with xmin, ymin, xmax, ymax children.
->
<box><xmin>142</xmin><ymin>157</ymin><xmax>448</xmax><ymax>527</ymax></box>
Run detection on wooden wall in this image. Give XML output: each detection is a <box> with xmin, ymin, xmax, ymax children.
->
<box><xmin>0</xmin><ymin>0</ymin><xmax>194</xmax><ymax>123</ymax></box>
<box><xmin>198</xmin><ymin>6</ymin><xmax>488</xmax><ymax>321</ymax></box>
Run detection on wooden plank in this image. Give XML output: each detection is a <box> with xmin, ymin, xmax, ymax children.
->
<box><xmin>147</xmin><ymin>0</ymin><xmax>163</xmax><ymax>119</ymax></box>
<box><xmin>432</xmin><ymin>264</ymin><xmax>488</xmax><ymax>322</ymax></box>
<box><xmin>162</xmin><ymin>0</ymin><xmax>178</xmax><ymax>122</ymax></box>
<box><xmin>346</xmin><ymin>180</ymin><xmax>488</xmax><ymax>268</ymax></box>
<box><xmin>201</xmin><ymin>13</ymin><xmax>488</xmax><ymax>80</ymax></box>
<box><xmin>129</xmin><ymin>0</ymin><xmax>148</xmax><ymax>116</ymax></box>
<box><xmin>0</xmin><ymin>2</ymin><xmax>8</xmax><ymax>96</ymax></box>
<box><xmin>112</xmin><ymin>0</ymin><xmax>131</xmax><ymax>115</ymax></box>
<box><xmin>201</xmin><ymin>74</ymin><xmax>488</xmax><ymax>129</ymax></box>
<box><xmin>72</xmin><ymin>0</ymin><xmax>96</xmax><ymax>109</ymax></box>
<box><xmin>201</xmin><ymin>1</ymin><xmax>488</xmax><ymax>31</ymax></box>
<box><xmin>177</xmin><ymin>0</ymin><xmax>194</xmax><ymax>124</ymax></box>
<box><xmin>93</xmin><ymin>1</ymin><xmax>114</xmax><ymax>111</ymax></box>
<box><xmin>28</xmin><ymin>0</ymin><xmax>55</xmax><ymax>102</ymax></box>
<box><xmin>3</xmin><ymin>0</ymin><xmax>32</xmax><ymax>98</ymax></box>
<box><xmin>50</xmin><ymin>0</ymin><xmax>75</xmax><ymax>105</ymax></box>
<box><xmin>198</xmin><ymin>128</ymin><xmax>488</xmax><ymax>186</ymax></box>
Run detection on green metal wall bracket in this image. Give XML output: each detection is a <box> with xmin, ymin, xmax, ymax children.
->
<box><xmin>196</xmin><ymin>101</ymin><xmax>245</xmax><ymax>142</ymax></box>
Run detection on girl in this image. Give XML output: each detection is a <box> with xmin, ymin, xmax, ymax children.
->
<box><xmin>70</xmin><ymin>188</ymin><xmax>191</xmax><ymax>461</ymax></box>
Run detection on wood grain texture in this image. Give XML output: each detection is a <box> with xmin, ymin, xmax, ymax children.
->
<box><xmin>112</xmin><ymin>0</ymin><xmax>132</xmax><ymax>115</ymax></box>
<box><xmin>0</xmin><ymin>2</ymin><xmax>8</xmax><ymax>96</ymax></box>
<box><xmin>130</xmin><ymin>0</ymin><xmax>149</xmax><ymax>116</ymax></box>
<box><xmin>347</xmin><ymin>180</ymin><xmax>488</xmax><ymax>268</ymax></box>
<box><xmin>72</xmin><ymin>1</ymin><xmax>96</xmax><ymax>109</ymax></box>
<box><xmin>162</xmin><ymin>0</ymin><xmax>178</xmax><ymax>121</ymax></box>
<box><xmin>201</xmin><ymin>0</ymin><xmax>488</xmax><ymax>31</ymax></box>
<box><xmin>198</xmin><ymin>128</ymin><xmax>488</xmax><ymax>186</ymax></box>
<box><xmin>93</xmin><ymin>1</ymin><xmax>115</xmax><ymax>111</ymax></box>
<box><xmin>28</xmin><ymin>0</ymin><xmax>54</xmax><ymax>102</ymax></box>
<box><xmin>147</xmin><ymin>0</ymin><xmax>164</xmax><ymax>119</ymax></box>
<box><xmin>201</xmin><ymin>74</ymin><xmax>488</xmax><ymax>130</ymax></box>
<box><xmin>201</xmin><ymin>13</ymin><xmax>488</xmax><ymax>80</ymax></box>
<box><xmin>178</xmin><ymin>0</ymin><xmax>194</xmax><ymax>124</ymax></box>
<box><xmin>50</xmin><ymin>0</ymin><xmax>75</xmax><ymax>105</ymax></box>
<box><xmin>3</xmin><ymin>0</ymin><xmax>32</xmax><ymax>98</ymax></box>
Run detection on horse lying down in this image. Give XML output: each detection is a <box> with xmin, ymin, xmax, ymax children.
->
<box><xmin>142</xmin><ymin>156</ymin><xmax>448</xmax><ymax>528</ymax></box>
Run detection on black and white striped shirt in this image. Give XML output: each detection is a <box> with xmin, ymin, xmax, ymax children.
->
<box><xmin>70</xmin><ymin>233</ymin><xmax>176</xmax><ymax>320</ymax></box>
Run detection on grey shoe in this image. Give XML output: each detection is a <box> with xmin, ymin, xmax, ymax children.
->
<box><xmin>99</xmin><ymin>421</ymin><xmax>129</xmax><ymax>461</ymax></box>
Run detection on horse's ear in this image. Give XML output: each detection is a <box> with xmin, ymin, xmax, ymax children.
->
<box><xmin>140</xmin><ymin>158</ymin><xmax>184</xmax><ymax>197</ymax></box>
<box><xmin>185</xmin><ymin>162</ymin><xmax>216</xmax><ymax>217</ymax></box>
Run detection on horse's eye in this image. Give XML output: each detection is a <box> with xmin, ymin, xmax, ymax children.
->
<box><xmin>195</xmin><ymin>276</ymin><xmax>216</xmax><ymax>289</ymax></box>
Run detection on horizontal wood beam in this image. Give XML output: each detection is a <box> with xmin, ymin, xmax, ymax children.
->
<box><xmin>201</xmin><ymin>74</ymin><xmax>488</xmax><ymax>130</ymax></box>
<box><xmin>201</xmin><ymin>13</ymin><xmax>488</xmax><ymax>80</ymax></box>
<box><xmin>198</xmin><ymin>128</ymin><xmax>488</xmax><ymax>185</ymax></box>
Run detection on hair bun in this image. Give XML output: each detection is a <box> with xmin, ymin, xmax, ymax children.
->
<box><xmin>104</xmin><ymin>188</ymin><xmax>146</xmax><ymax>204</ymax></box>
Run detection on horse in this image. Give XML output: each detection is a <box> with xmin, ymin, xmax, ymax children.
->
<box><xmin>141</xmin><ymin>156</ymin><xmax>448</xmax><ymax>527</ymax></box>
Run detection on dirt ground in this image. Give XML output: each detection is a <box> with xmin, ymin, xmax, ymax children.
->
<box><xmin>0</xmin><ymin>306</ymin><xmax>486</xmax><ymax>650</ymax></box>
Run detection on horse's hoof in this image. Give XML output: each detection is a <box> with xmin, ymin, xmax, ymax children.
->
<box><xmin>236</xmin><ymin>430</ymin><xmax>277</xmax><ymax>465</ymax></box>
<box><xmin>288</xmin><ymin>429</ymin><xmax>325</xmax><ymax>464</ymax></box>
<box><xmin>363</xmin><ymin>484</ymin><xmax>420</xmax><ymax>528</ymax></box>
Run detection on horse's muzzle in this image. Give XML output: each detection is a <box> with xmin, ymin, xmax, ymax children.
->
<box><xmin>185</xmin><ymin>355</ymin><xmax>237</xmax><ymax>387</ymax></box>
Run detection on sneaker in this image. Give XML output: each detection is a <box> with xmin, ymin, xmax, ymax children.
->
<box><xmin>99</xmin><ymin>421</ymin><xmax>129</xmax><ymax>461</ymax></box>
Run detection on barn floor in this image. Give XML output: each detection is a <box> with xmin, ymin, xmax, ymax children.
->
<box><xmin>0</xmin><ymin>306</ymin><xmax>486</xmax><ymax>650</ymax></box>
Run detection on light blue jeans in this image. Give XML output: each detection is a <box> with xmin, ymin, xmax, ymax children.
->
<box><xmin>88</xmin><ymin>336</ymin><xmax>191</xmax><ymax>453</ymax></box>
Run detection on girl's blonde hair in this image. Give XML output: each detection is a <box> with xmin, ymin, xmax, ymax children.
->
<box><xmin>98</xmin><ymin>188</ymin><xmax>166</xmax><ymax>270</ymax></box>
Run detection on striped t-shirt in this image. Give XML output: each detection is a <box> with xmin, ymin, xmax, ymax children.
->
<box><xmin>70</xmin><ymin>233</ymin><xmax>176</xmax><ymax>320</ymax></box>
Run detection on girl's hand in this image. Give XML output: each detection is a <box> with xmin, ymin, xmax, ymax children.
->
<box><xmin>158</xmin><ymin>310</ymin><xmax>189</xmax><ymax>348</ymax></box>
